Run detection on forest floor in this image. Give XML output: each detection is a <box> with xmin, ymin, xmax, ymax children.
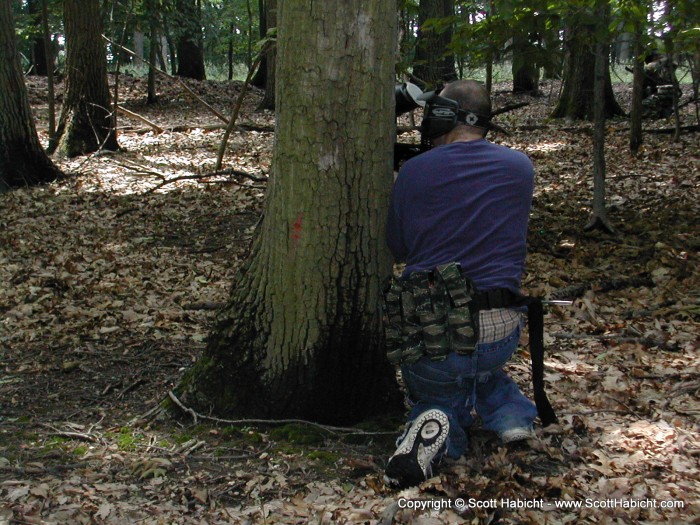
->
<box><xmin>1</xmin><ymin>74</ymin><xmax>699</xmax><ymax>524</ymax></box>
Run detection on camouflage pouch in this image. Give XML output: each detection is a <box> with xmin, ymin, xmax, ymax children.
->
<box><xmin>419</xmin><ymin>312</ymin><xmax>449</xmax><ymax>360</ymax></box>
<box><xmin>448</xmin><ymin>306</ymin><xmax>477</xmax><ymax>355</ymax></box>
<box><xmin>381</xmin><ymin>262</ymin><xmax>480</xmax><ymax>364</ymax></box>
<box><xmin>408</xmin><ymin>271</ymin><xmax>432</xmax><ymax>315</ymax></box>
<box><xmin>436</xmin><ymin>262</ymin><xmax>471</xmax><ymax>307</ymax></box>
<box><xmin>400</xmin><ymin>290</ymin><xmax>424</xmax><ymax>364</ymax></box>
<box><xmin>437</xmin><ymin>262</ymin><xmax>479</xmax><ymax>354</ymax></box>
<box><xmin>382</xmin><ymin>279</ymin><xmax>405</xmax><ymax>365</ymax></box>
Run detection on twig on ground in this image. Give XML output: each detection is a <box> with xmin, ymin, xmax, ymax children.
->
<box><xmin>41</xmin><ymin>423</ymin><xmax>100</xmax><ymax>443</ymax></box>
<box><xmin>167</xmin><ymin>390</ymin><xmax>394</xmax><ymax>436</ymax></box>
<box><xmin>117</xmin><ymin>105</ymin><xmax>164</xmax><ymax>133</ymax></box>
<box><xmin>146</xmin><ymin>169</ymin><xmax>267</xmax><ymax>193</ymax></box>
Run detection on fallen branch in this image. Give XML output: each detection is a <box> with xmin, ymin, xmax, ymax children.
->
<box><xmin>127</xmin><ymin>122</ymin><xmax>275</xmax><ymax>135</ymax></box>
<box><xmin>493</xmin><ymin>101</ymin><xmax>530</xmax><ymax>115</ymax></box>
<box><xmin>548</xmin><ymin>275</ymin><xmax>654</xmax><ymax>301</ymax></box>
<box><xmin>644</xmin><ymin>124</ymin><xmax>700</xmax><ymax>134</ymax></box>
<box><xmin>167</xmin><ymin>390</ymin><xmax>394</xmax><ymax>436</ymax></box>
<box><xmin>41</xmin><ymin>424</ymin><xmax>100</xmax><ymax>443</ymax></box>
<box><xmin>146</xmin><ymin>168</ymin><xmax>267</xmax><ymax>193</ymax></box>
<box><xmin>117</xmin><ymin>105</ymin><xmax>164</xmax><ymax>133</ymax></box>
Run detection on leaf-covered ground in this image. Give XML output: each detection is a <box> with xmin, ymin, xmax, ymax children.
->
<box><xmin>1</xmin><ymin>75</ymin><xmax>699</xmax><ymax>524</ymax></box>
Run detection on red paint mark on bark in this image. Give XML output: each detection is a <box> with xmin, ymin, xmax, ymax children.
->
<box><xmin>291</xmin><ymin>212</ymin><xmax>303</xmax><ymax>244</ymax></box>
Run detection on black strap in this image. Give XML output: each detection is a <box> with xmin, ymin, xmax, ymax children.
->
<box><xmin>473</xmin><ymin>290</ymin><xmax>558</xmax><ymax>427</ymax></box>
<box><xmin>517</xmin><ymin>296</ymin><xmax>558</xmax><ymax>426</ymax></box>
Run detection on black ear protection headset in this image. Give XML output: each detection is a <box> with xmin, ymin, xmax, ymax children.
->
<box><xmin>394</xmin><ymin>82</ymin><xmax>506</xmax><ymax>154</ymax></box>
<box><xmin>418</xmin><ymin>92</ymin><xmax>495</xmax><ymax>142</ymax></box>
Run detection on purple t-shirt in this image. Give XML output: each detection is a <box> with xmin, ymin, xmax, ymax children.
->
<box><xmin>386</xmin><ymin>139</ymin><xmax>534</xmax><ymax>293</ymax></box>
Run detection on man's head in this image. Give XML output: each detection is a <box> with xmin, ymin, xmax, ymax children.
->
<box><xmin>420</xmin><ymin>80</ymin><xmax>494</xmax><ymax>144</ymax></box>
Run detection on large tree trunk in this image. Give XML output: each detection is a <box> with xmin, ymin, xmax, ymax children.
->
<box><xmin>27</xmin><ymin>0</ymin><xmax>48</xmax><ymax>76</ymax></box>
<box><xmin>512</xmin><ymin>33</ymin><xmax>540</xmax><ymax>94</ymax></box>
<box><xmin>51</xmin><ymin>0</ymin><xmax>118</xmax><ymax>157</ymax></box>
<box><xmin>177</xmin><ymin>0</ymin><xmax>400</xmax><ymax>424</ymax></box>
<box><xmin>551</xmin><ymin>18</ymin><xmax>623</xmax><ymax>120</ymax></box>
<box><xmin>174</xmin><ymin>0</ymin><xmax>206</xmax><ymax>80</ymax></box>
<box><xmin>0</xmin><ymin>0</ymin><xmax>62</xmax><ymax>191</ymax></box>
<box><xmin>413</xmin><ymin>0</ymin><xmax>456</xmax><ymax>87</ymax></box>
<box><xmin>176</xmin><ymin>37</ymin><xmax>206</xmax><ymax>80</ymax></box>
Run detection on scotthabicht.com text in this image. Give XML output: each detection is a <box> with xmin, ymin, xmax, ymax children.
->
<box><xmin>396</xmin><ymin>497</ymin><xmax>686</xmax><ymax>512</ymax></box>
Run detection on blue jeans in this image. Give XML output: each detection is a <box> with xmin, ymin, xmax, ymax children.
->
<box><xmin>400</xmin><ymin>326</ymin><xmax>537</xmax><ymax>459</ymax></box>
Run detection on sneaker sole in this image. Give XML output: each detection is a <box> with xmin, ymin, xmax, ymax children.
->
<box><xmin>500</xmin><ymin>428</ymin><xmax>534</xmax><ymax>444</ymax></box>
<box><xmin>384</xmin><ymin>409</ymin><xmax>449</xmax><ymax>488</ymax></box>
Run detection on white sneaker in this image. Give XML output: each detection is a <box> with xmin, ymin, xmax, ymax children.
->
<box><xmin>384</xmin><ymin>409</ymin><xmax>449</xmax><ymax>488</ymax></box>
<box><xmin>500</xmin><ymin>427</ymin><xmax>535</xmax><ymax>444</ymax></box>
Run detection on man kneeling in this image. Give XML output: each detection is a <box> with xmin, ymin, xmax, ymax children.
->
<box><xmin>383</xmin><ymin>80</ymin><xmax>537</xmax><ymax>488</ymax></box>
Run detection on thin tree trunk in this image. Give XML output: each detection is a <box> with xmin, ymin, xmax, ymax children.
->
<box><xmin>41</xmin><ymin>0</ymin><xmax>56</xmax><ymax>148</ymax></box>
<box><xmin>246</xmin><ymin>0</ymin><xmax>253</xmax><ymax>68</ymax></box>
<box><xmin>485</xmin><ymin>0</ymin><xmax>495</xmax><ymax>94</ymax></box>
<box><xmin>585</xmin><ymin>0</ymin><xmax>615</xmax><ymax>234</ymax></box>
<box><xmin>162</xmin><ymin>18</ymin><xmax>177</xmax><ymax>75</ymax></box>
<box><xmin>148</xmin><ymin>23</ymin><xmax>159</xmax><ymax>103</ymax></box>
<box><xmin>663</xmin><ymin>0</ymin><xmax>681</xmax><ymax>141</ymax></box>
<box><xmin>251</xmin><ymin>0</ymin><xmax>268</xmax><ymax>87</ymax></box>
<box><xmin>256</xmin><ymin>0</ymin><xmax>276</xmax><ymax>111</ymax></box>
<box><xmin>228</xmin><ymin>23</ymin><xmax>234</xmax><ymax>81</ymax></box>
<box><xmin>630</xmin><ymin>16</ymin><xmax>644</xmax><ymax>153</ymax></box>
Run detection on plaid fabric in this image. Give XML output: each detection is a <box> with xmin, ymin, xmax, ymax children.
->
<box><xmin>478</xmin><ymin>308</ymin><xmax>522</xmax><ymax>343</ymax></box>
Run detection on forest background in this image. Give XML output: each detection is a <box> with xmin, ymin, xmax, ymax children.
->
<box><xmin>1</xmin><ymin>0</ymin><xmax>699</xmax><ymax>523</ymax></box>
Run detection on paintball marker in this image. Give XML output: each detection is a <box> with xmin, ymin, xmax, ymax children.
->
<box><xmin>394</xmin><ymin>82</ymin><xmax>429</xmax><ymax>170</ymax></box>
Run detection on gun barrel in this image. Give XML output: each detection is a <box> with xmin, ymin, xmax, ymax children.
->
<box><xmin>542</xmin><ymin>300</ymin><xmax>574</xmax><ymax>306</ymax></box>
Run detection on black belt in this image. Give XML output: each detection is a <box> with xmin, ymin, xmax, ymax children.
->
<box><xmin>473</xmin><ymin>289</ymin><xmax>558</xmax><ymax>427</ymax></box>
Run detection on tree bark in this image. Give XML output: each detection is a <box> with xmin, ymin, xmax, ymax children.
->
<box><xmin>256</xmin><ymin>0</ymin><xmax>276</xmax><ymax>111</ymax></box>
<box><xmin>585</xmin><ymin>0</ymin><xmax>615</xmax><ymax>234</ymax></box>
<box><xmin>551</xmin><ymin>16</ymin><xmax>623</xmax><ymax>120</ymax></box>
<box><xmin>174</xmin><ymin>0</ymin><xmax>206</xmax><ymax>80</ymax></box>
<box><xmin>51</xmin><ymin>0</ymin><xmax>118</xmax><ymax>157</ymax></box>
<box><xmin>0</xmin><ymin>0</ymin><xmax>62</xmax><ymax>190</ymax></box>
<box><xmin>629</xmin><ymin>14</ymin><xmax>645</xmax><ymax>154</ymax></box>
<box><xmin>147</xmin><ymin>0</ymin><xmax>159</xmax><ymax>104</ymax></box>
<box><xmin>413</xmin><ymin>0</ymin><xmax>456</xmax><ymax>87</ymax></box>
<box><xmin>177</xmin><ymin>0</ymin><xmax>401</xmax><ymax>424</ymax></box>
<box><xmin>251</xmin><ymin>0</ymin><xmax>267</xmax><ymax>87</ymax></box>
<box><xmin>26</xmin><ymin>0</ymin><xmax>48</xmax><ymax>76</ymax></box>
<box><xmin>512</xmin><ymin>33</ymin><xmax>540</xmax><ymax>94</ymax></box>
<box><xmin>41</xmin><ymin>0</ymin><xmax>56</xmax><ymax>147</ymax></box>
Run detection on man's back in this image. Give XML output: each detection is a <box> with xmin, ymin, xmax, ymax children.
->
<box><xmin>386</xmin><ymin>138</ymin><xmax>534</xmax><ymax>293</ymax></box>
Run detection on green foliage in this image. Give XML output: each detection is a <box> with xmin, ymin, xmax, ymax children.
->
<box><xmin>445</xmin><ymin>0</ymin><xmax>565</xmax><ymax>74</ymax></box>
